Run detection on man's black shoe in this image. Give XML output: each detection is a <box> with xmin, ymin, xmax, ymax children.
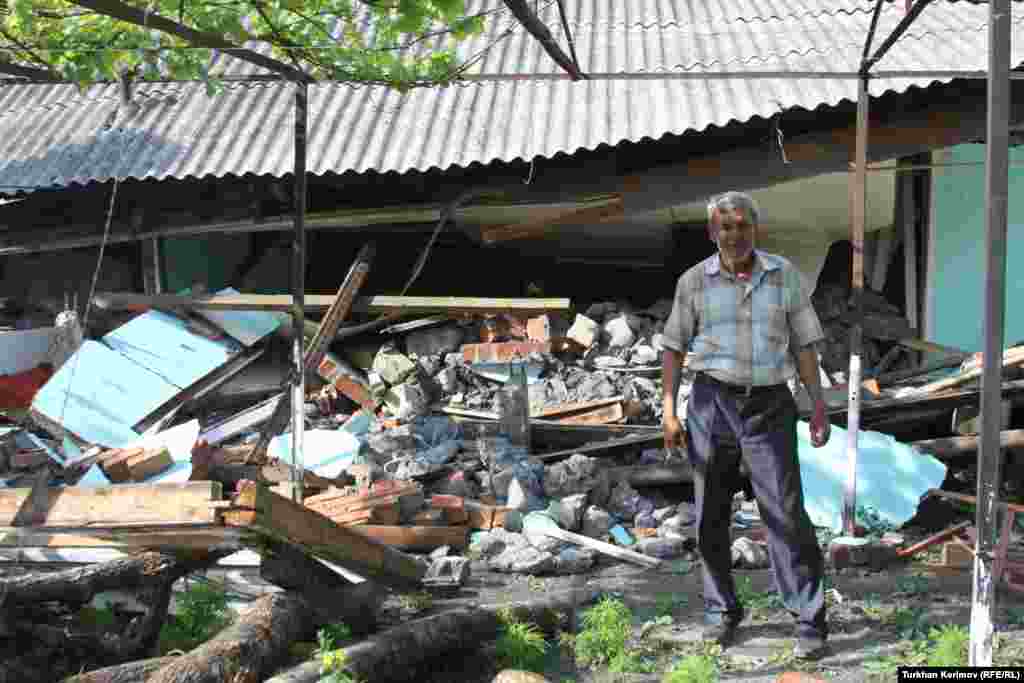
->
<box><xmin>701</xmin><ymin>621</ymin><xmax>739</xmax><ymax>648</ymax></box>
<box><xmin>793</xmin><ymin>635</ymin><xmax>828</xmax><ymax>660</ymax></box>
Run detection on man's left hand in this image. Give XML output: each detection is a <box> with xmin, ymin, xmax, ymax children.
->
<box><xmin>810</xmin><ymin>398</ymin><xmax>831</xmax><ymax>447</ymax></box>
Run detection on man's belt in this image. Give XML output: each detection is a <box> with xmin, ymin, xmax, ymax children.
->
<box><xmin>694</xmin><ymin>371</ymin><xmax>786</xmax><ymax>398</ymax></box>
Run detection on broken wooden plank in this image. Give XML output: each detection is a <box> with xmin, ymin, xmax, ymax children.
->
<box><xmin>99</xmin><ymin>446</ymin><xmax>173</xmax><ymax>483</ymax></box>
<box><xmin>904</xmin><ymin>347</ymin><xmax>1024</xmax><ymax>396</ymax></box>
<box><xmin>0</xmin><ymin>481</ymin><xmax>221</xmax><ymax>528</ymax></box>
<box><xmin>524</xmin><ymin>520</ymin><xmax>661</xmax><ymax>569</ymax></box>
<box><xmin>553</xmin><ymin>402</ymin><xmax>624</xmax><ymax>425</ymax></box>
<box><xmin>911</xmin><ymin>429</ymin><xmax>1024</xmax><ymax>460</ymax></box>
<box><xmin>535</xmin><ymin>397</ymin><xmax>624</xmax><ymax>418</ymax></box>
<box><xmin>464</xmin><ymin>500</ymin><xmax>513</xmax><ymax>530</ymax></box>
<box><xmin>221</xmin><ymin>482</ymin><xmax>425</xmax><ymax>588</ymax></box>
<box><xmin>535</xmin><ymin>432</ymin><xmax>666</xmax><ymax>463</ymax></box>
<box><xmin>897</xmin><ymin>338</ymin><xmax>971</xmax><ymax>358</ymax></box>
<box><xmin>344</xmin><ymin>524</ymin><xmax>469</xmax><ymax>551</ymax></box>
<box><xmin>605</xmin><ymin>464</ymin><xmax>693</xmax><ymax>487</ymax></box>
<box><xmin>93</xmin><ymin>293</ymin><xmax>572</xmax><ymax>315</ymax></box>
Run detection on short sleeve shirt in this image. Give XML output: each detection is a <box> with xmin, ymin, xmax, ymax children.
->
<box><xmin>661</xmin><ymin>250</ymin><xmax>825</xmax><ymax>387</ymax></box>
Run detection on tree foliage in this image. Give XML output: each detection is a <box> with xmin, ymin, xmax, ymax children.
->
<box><xmin>0</xmin><ymin>0</ymin><xmax>490</xmax><ymax>87</ymax></box>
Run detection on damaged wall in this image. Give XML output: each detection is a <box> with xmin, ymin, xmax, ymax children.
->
<box><xmin>928</xmin><ymin>143</ymin><xmax>1024</xmax><ymax>353</ymax></box>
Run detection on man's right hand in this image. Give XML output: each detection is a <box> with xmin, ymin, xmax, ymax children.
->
<box><xmin>664</xmin><ymin>415</ymin><xmax>684</xmax><ymax>449</ymax></box>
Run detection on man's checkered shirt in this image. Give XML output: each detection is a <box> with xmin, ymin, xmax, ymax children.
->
<box><xmin>661</xmin><ymin>250</ymin><xmax>825</xmax><ymax>387</ymax></box>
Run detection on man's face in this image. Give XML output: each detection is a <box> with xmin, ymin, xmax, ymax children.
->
<box><xmin>710</xmin><ymin>205</ymin><xmax>756</xmax><ymax>268</ymax></box>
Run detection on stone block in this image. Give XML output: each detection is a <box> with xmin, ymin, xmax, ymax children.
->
<box><xmin>581</xmin><ymin>506</ymin><xmax>612</xmax><ymax>540</ymax></box>
<box><xmin>603</xmin><ymin>315</ymin><xmax>636</xmax><ymax>348</ymax></box>
<box><xmin>566</xmin><ymin>314</ymin><xmax>600</xmax><ymax>349</ymax></box>
<box><xmin>405</xmin><ymin>324</ymin><xmax>464</xmax><ymax>358</ymax></box>
<box><xmin>558</xmin><ymin>493</ymin><xmax>588</xmax><ymax>531</ymax></box>
<box><xmin>372</xmin><ymin>344</ymin><xmax>417</xmax><ymax>385</ymax></box>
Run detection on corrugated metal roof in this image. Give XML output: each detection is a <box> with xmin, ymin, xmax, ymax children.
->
<box><xmin>1</xmin><ymin>0</ymin><xmax>1022</xmax><ymax>191</ymax></box>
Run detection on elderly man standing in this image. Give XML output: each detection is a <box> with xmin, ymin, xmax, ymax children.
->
<box><xmin>661</xmin><ymin>191</ymin><xmax>832</xmax><ymax>660</ymax></box>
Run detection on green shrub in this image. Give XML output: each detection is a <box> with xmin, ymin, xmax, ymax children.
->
<box><xmin>573</xmin><ymin>596</ymin><xmax>633</xmax><ymax>667</ymax></box>
<box><xmin>495</xmin><ymin>620</ymin><xmax>549</xmax><ymax>672</ymax></box>
<box><xmin>158</xmin><ymin>578</ymin><xmax>234</xmax><ymax>654</ymax></box>
<box><xmin>662</xmin><ymin>654</ymin><xmax>720</xmax><ymax>683</ymax></box>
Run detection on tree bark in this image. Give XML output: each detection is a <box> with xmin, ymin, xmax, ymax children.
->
<box><xmin>146</xmin><ymin>592</ymin><xmax>315</xmax><ymax>683</ymax></box>
<box><xmin>62</xmin><ymin>656</ymin><xmax>176</xmax><ymax>683</ymax></box>
<box><xmin>259</xmin><ymin>540</ymin><xmax>385</xmax><ymax>637</ymax></box>
<box><xmin>266</xmin><ymin>588</ymin><xmax>597</xmax><ymax>683</ymax></box>
<box><xmin>0</xmin><ymin>547</ymin><xmax>238</xmax><ymax>607</ymax></box>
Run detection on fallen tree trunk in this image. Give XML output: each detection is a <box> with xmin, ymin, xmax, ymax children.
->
<box><xmin>259</xmin><ymin>539</ymin><xmax>386</xmax><ymax>637</ymax></box>
<box><xmin>266</xmin><ymin>588</ymin><xmax>598</xmax><ymax>683</ymax></box>
<box><xmin>62</xmin><ymin>656</ymin><xmax>176</xmax><ymax>683</ymax></box>
<box><xmin>0</xmin><ymin>547</ymin><xmax>238</xmax><ymax>607</ymax></box>
<box><xmin>147</xmin><ymin>592</ymin><xmax>315</xmax><ymax>683</ymax></box>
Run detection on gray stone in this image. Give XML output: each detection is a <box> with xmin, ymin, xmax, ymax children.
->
<box><xmin>579</xmin><ymin>375</ymin><xmax>617</xmax><ymax>401</ymax></box>
<box><xmin>429</xmin><ymin>545</ymin><xmax>452</xmax><ymax>560</ymax></box>
<box><xmin>584</xmin><ymin>302</ymin><xmax>612</xmax><ymax>321</ymax></box>
<box><xmin>405</xmin><ymin>324</ymin><xmax>464</xmax><ymax>358</ymax></box>
<box><xmin>435</xmin><ymin>367</ymin><xmax>462</xmax><ymax>394</ymax></box>
<box><xmin>525</xmin><ymin>531</ymin><xmax>567</xmax><ymax>554</ymax></box>
<box><xmin>543</xmin><ymin>454</ymin><xmax>610</xmax><ymax>505</ymax></box>
<box><xmin>489</xmin><ymin>545</ymin><xmax>556</xmax><ymax>574</ymax></box>
<box><xmin>372</xmin><ymin>344</ymin><xmax>417</xmax><ymax>385</ymax></box>
<box><xmin>606</xmin><ymin>480</ymin><xmax>641</xmax><ymax>521</ymax></box>
<box><xmin>552</xmin><ymin>547</ymin><xmax>597</xmax><ymax>575</ymax></box>
<box><xmin>567</xmin><ymin>314</ymin><xmax>600</xmax><ymax>349</ymax></box>
<box><xmin>594</xmin><ymin>355</ymin><xmax>627</xmax><ymax>368</ymax></box>
<box><xmin>384</xmin><ymin>381</ymin><xmax>429</xmax><ymax>421</ymax></box>
<box><xmin>604</xmin><ymin>315</ymin><xmax>636</xmax><ymax>348</ymax></box>
<box><xmin>732</xmin><ymin>537</ymin><xmax>770</xmax><ymax>568</ymax></box>
<box><xmin>651</xmin><ymin>333</ymin><xmax>666</xmax><ymax>352</ymax></box>
<box><xmin>492</xmin><ymin>467</ymin><xmax>516</xmax><ymax>498</ymax></box>
<box><xmin>423</xmin><ymin>555</ymin><xmax>471</xmax><ymax>587</ymax></box>
<box><xmin>581</xmin><ymin>506</ymin><xmax>613</xmax><ymax>540</ymax></box>
<box><xmin>632</xmin><ymin>377</ymin><xmax>658</xmax><ymax>397</ymax></box>
<box><xmin>444</xmin><ymin>352</ymin><xmax>464</xmax><ymax>367</ymax></box>
<box><xmin>637</xmin><ymin>537</ymin><xmax>687</xmax><ymax>559</ymax></box>
<box><xmin>653</xmin><ymin>507</ymin><xmax>676</xmax><ymax>524</ymax></box>
<box><xmin>630</xmin><ymin>345</ymin><xmax>658</xmax><ymax>365</ymax></box>
<box><xmin>558</xmin><ymin>493</ymin><xmax>588</xmax><ymax>531</ymax></box>
<box><xmin>635</xmin><ymin>512</ymin><xmax>657</xmax><ymax>529</ymax></box>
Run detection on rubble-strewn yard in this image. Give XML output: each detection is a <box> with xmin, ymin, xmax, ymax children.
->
<box><xmin>1</xmin><ymin>264</ymin><xmax>1023</xmax><ymax>682</ymax></box>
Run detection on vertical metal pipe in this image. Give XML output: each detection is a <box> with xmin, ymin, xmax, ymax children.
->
<box><xmin>151</xmin><ymin>238</ymin><xmax>163</xmax><ymax>294</ymax></box>
<box><xmin>290</xmin><ymin>80</ymin><xmax>308</xmax><ymax>504</ymax></box>
<box><xmin>970</xmin><ymin>0</ymin><xmax>1011</xmax><ymax>667</ymax></box>
<box><xmin>843</xmin><ymin>77</ymin><xmax>869</xmax><ymax>539</ymax></box>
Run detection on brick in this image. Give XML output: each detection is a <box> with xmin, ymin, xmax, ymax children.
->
<box><xmin>318</xmin><ymin>356</ymin><xmax>378</xmax><ymax>412</ymax></box>
<box><xmin>100</xmin><ymin>446</ymin><xmax>171</xmax><ymax>483</ymax></box>
<box><xmin>461</xmin><ymin>341</ymin><xmax>550</xmax><ymax>364</ymax></box>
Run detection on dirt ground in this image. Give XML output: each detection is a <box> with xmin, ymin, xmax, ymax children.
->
<box><xmin>375</xmin><ymin>552</ymin><xmax>1024</xmax><ymax>683</ymax></box>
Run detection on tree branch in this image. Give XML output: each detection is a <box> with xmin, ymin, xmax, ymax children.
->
<box><xmin>502</xmin><ymin>0</ymin><xmax>584</xmax><ymax>80</ymax></box>
<box><xmin>0</xmin><ymin>58</ymin><xmax>62</xmax><ymax>81</ymax></box>
<box><xmin>67</xmin><ymin>0</ymin><xmax>312</xmax><ymax>82</ymax></box>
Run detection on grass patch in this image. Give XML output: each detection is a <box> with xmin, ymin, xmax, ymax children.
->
<box><xmin>734</xmin><ymin>576</ymin><xmax>783</xmax><ymax>619</ymax></box>
<box><xmin>864</xmin><ymin>624</ymin><xmax>968</xmax><ymax>680</ymax></box>
<box><xmin>663</xmin><ymin>652</ymin><xmax>720</xmax><ymax>683</ymax></box>
<box><xmin>158</xmin><ymin>578</ymin><xmax>234</xmax><ymax>654</ymax></box>
<box><xmin>573</xmin><ymin>595</ymin><xmax>634</xmax><ymax>669</ymax></box>
<box><xmin>495</xmin><ymin>609</ymin><xmax>549</xmax><ymax>673</ymax></box>
<box><xmin>316</xmin><ymin>623</ymin><xmax>360</xmax><ymax>683</ymax></box>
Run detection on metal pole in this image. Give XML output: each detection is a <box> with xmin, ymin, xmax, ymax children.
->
<box><xmin>842</xmin><ymin>77</ymin><xmax>870</xmax><ymax>539</ymax></box>
<box><xmin>290</xmin><ymin>80</ymin><xmax>308</xmax><ymax>503</ymax></box>
<box><xmin>970</xmin><ymin>0</ymin><xmax>1011</xmax><ymax>666</ymax></box>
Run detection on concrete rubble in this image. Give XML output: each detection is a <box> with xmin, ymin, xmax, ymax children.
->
<box><xmin>0</xmin><ymin>278</ymin><xmax>989</xmax><ymax>596</ymax></box>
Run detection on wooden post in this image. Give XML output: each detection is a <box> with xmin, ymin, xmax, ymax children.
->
<box><xmin>843</xmin><ymin>76</ymin><xmax>870</xmax><ymax>538</ymax></box>
<box><xmin>970</xmin><ymin>0</ymin><xmax>1011</xmax><ymax>667</ymax></box>
<box><xmin>290</xmin><ymin>81</ymin><xmax>309</xmax><ymax>503</ymax></box>
<box><xmin>900</xmin><ymin>159</ymin><xmax>919</xmax><ymax>333</ymax></box>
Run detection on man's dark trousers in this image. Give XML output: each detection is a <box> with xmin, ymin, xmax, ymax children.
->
<box><xmin>684</xmin><ymin>372</ymin><xmax>827</xmax><ymax>640</ymax></box>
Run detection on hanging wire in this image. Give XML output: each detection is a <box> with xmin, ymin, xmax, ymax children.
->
<box><xmin>54</xmin><ymin>115</ymin><xmax>129</xmax><ymax>431</ymax></box>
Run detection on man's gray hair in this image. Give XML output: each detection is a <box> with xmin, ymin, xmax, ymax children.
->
<box><xmin>707</xmin><ymin>191</ymin><xmax>761</xmax><ymax>227</ymax></box>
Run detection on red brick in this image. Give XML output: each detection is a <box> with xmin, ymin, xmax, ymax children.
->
<box><xmin>461</xmin><ymin>341</ymin><xmax>550</xmax><ymax>364</ymax></box>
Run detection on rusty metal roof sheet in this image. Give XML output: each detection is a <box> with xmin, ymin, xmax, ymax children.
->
<box><xmin>1</xmin><ymin>1</ymin><xmax>1022</xmax><ymax>192</ymax></box>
